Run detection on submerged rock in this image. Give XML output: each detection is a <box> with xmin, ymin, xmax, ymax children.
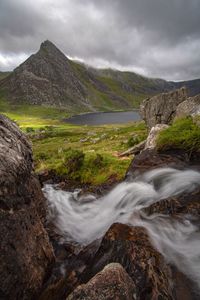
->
<box><xmin>67</xmin><ymin>263</ymin><xmax>136</xmax><ymax>300</ymax></box>
<box><xmin>140</xmin><ymin>87</ymin><xmax>187</xmax><ymax>128</ymax></box>
<box><xmin>0</xmin><ymin>114</ymin><xmax>54</xmax><ymax>300</ymax></box>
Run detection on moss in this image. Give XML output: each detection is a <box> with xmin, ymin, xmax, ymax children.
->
<box><xmin>156</xmin><ymin>117</ymin><xmax>200</xmax><ymax>152</ymax></box>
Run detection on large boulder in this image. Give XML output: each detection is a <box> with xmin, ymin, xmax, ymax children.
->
<box><xmin>140</xmin><ymin>87</ymin><xmax>187</xmax><ymax>128</ymax></box>
<box><xmin>80</xmin><ymin>223</ymin><xmax>174</xmax><ymax>300</ymax></box>
<box><xmin>67</xmin><ymin>263</ymin><xmax>136</xmax><ymax>300</ymax></box>
<box><xmin>176</xmin><ymin>94</ymin><xmax>200</xmax><ymax>118</ymax></box>
<box><xmin>0</xmin><ymin>114</ymin><xmax>54</xmax><ymax>300</ymax></box>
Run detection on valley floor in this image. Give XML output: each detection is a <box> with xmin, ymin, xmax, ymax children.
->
<box><xmin>0</xmin><ymin>100</ymin><xmax>147</xmax><ymax>186</ymax></box>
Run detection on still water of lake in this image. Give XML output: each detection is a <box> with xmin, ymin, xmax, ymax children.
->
<box><xmin>65</xmin><ymin>111</ymin><xmax>141</xmax><ymax>125</ymax></box>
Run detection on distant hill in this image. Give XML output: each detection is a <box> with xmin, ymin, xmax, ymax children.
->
<box><xmin>0</xmin><ymin>40</ymin><xmax>199</xmax><ymax>112</ymax></box>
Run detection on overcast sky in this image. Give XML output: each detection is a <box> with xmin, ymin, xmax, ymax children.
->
<box><xmin>0</xmin><ymin>0</ymin><xmax>200</xmax><ymax>81</ymax></box>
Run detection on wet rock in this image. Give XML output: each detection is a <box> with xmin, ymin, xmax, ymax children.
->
<box><xmin>38</xmin><ymin>238</ymin><xmax>102</xmax><ymax>300</ymax></box>
<box><xmin>67</xmin><ymin>263</ymin><xmax>136</xmax><ymax>300</ymax></box>
<box><xmin>176</xmin><ymin>94</ymin><xmax>200</xmax><ymax>118</ymax></box>
<box><xmin>80</xmin><ymin>223</ymin><xmax>174</xmax><ymax>300</ymax></box>
<box><xmin>0</xmin><ymin>114</ymin><xmax>54</xmax><ymax>300</ymax></box>
<box><xmin>126</xmin><ymin>149</ymin><xmax>188</xmax><ymax>180</ymax></box>
<box><xmin>140</xmin><ymin>87</ymin><xmax>187</xmax><ymax>128</ymax></box>
<box><xmin>145</xmin><ymin>124</ymin><xmax>169</xmax><ymax>149</ymax></box>
<box><xmin>145</xmin><ymin>187</ymin><xmax>200</xmax><ymax>217</ymax></box>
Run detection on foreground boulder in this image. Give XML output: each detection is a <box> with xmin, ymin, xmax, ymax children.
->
<box><xmin>0</xmin><ymin>114</ymin><xmax>54</xmax><ymax>300</ymax></box>
<box><xmin>67</xmin><ymin>263</ymin><xmax>136</xmax><ymax>300</ymax></box>
<box><xmin>80</xmin><ymin>223</ymin><xmax>174</xmax><ymax>300</ymax></box>
<box><xmin>126</xmin><ymin>147</ymin><xmax>200</xmax><ymax>180</ymax></box>
<box><xmin>140</xmin><ymin>87</ymin><xmax>187</xmax><ymax>128</ymax></box>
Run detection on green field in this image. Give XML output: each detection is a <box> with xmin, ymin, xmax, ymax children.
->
<box><xmin>1</xmin><ymin>91</ymin><xmax>199</xmax><ymax>186</ymax></box>
<box><xmin>0</xmin><ymin>94</ymin><xmax>147</xmax><ymax>185</ymax></box>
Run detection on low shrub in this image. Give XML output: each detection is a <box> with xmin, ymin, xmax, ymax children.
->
<box><xmin>26</xmin><ymin>127</ymin><xmax>35</xmax><ymax>133</ymax></box>
<box><xmin>63</xmin><ymin>148</ymin><xmax>85</xmax><ymax>173</ymax></box>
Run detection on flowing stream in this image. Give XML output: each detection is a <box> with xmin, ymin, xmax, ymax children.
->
<box><xmin>43</xmin><ymin>168</ymin><xmax>200</xmax><ymax>289</ymax></box>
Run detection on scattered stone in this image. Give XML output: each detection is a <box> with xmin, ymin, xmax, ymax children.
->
<box><xmin>91</xmin><ymin>137</ymin><xmax>100</xmax><ymax>143</ymax></box>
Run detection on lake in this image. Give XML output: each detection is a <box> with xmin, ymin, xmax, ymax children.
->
<box><xmin>65</xmin><ymin>111</ymin><xmax>141</xmax><ymax>125</ymax></box>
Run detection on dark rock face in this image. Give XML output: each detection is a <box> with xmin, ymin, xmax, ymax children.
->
<box><xmin>140</xmin><ymin>87</ymin><xmax>187</xmax><ymax>128</ymax></box>
<box><xmin>67</xmin><ymin>263</ymin><xmax>136</xmax><ymax>300</ymax></box>
<box><xmin>126</xmin><ymin>148</ymin><xmax>188</xmax><ymax>180</ymax></box>
<box><xmin>145</xmin><ymin>187</ymin><xmax>200</xmax><ymax>217</ymax></box>
<box><xmin>80</xmin><ymin>223</ymin><xmax>174</xmax><ymax>300</ymax></box>
<box><xmin>0</xmin><ymin>114</ymin><xmax>54</xmax><ymax>300</ymax></box>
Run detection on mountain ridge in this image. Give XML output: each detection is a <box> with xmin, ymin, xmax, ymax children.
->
<box><xmin>0</xmin><ymin>40</ymin><xmax>200</xmax><ymax>112</ymax></box>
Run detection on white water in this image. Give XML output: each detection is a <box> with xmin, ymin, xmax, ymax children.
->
<box><xmin>43</xmin><ymin>168</ymin><xmax>200</xmax><ymax>288</ymax></box>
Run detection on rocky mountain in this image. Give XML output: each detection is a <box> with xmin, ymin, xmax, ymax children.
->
<box><xmin>0</xmin><ymin>40</ymin><xmax>200</xmax><ymax>112</ymax></box>
<box><xmin>0</xmin><ymin>71</ymin><xmax>11</xmax><ymax>81</ymax></box>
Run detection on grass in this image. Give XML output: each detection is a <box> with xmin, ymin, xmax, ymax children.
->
<box><xmin>0</xmin><ymin>92</ymin><xmax>70</xmax><ymax>128</ymax></box>
<box><xmin>156</xmin><ymin>117</ymin><xmax>200</xmax><ymax>153</ymax></box>
<box><xmin>0</xmin><ymin>93</ymin><xmax>147</xmax><ymax>185</ymax></box>
<box><xmin>31</xmin><ymin>121</ymin><xmax>147</xmax><ymax>185</ymax></box>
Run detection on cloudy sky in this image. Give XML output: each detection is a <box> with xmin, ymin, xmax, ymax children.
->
<box><xmin>0</xmin><ymin>0</ymin><xmax>200</xmax><ymax>81</ymax></box>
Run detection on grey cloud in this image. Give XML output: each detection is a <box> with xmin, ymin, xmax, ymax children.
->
<box><xmin>0</xmin><ymin>0</ymin><xmax>200</xmax><ymax>80</ymax></box>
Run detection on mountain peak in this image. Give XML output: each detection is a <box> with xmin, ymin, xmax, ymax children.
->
<box><xmin>40</xmin><ymin>40</ymin><xmax>56</xmax><ymax>50</ymax></box>
<box><xmin>39</xmin><ymin>40</ymin><xmax>66</xmax><ymax>58</ymax></box>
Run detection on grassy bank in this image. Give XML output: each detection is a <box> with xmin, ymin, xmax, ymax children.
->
<box><xmin>31</xmin><ymin>121</ymin><xmax>147</xmax><ymax>185</ymax></box>
<box><xmin>157</xmin><ymin>117</ymin><xmax>200</xmax><ymax>153</ymax></box>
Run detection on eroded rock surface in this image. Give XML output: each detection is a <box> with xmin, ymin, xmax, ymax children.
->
<box><xmin>145</xmin><ymin>124</ymin><xmax>169</xmax><ymax>150</ymax></box>
<box><xmin>79</xmin><ymin>223</ymin><xmax>174</xmax><ymax>300</ymax></box>
<box><xmin>0</xmin><ymin>114</ymin><xmax>54</xmax><ymax>300</ymax></box>
<box><xmin>67</xmin><ymin>263</ymin><xmax>136</xmax><ymax>300</ymax></box>
<box><xmin>140</xmin><ymin>87</ymin><xmax>187</xmax><ymax>128</ymax></box>
<box><xmin>176</xmin><ymin>94</ymin><xmax>200</xmax><ymax>118</ymax></box>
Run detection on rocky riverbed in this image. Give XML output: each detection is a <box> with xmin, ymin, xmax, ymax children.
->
<box><xmin>1</xmin><ymin>88</ymin><xmax>200</xmax><ymax>300</ymax></box>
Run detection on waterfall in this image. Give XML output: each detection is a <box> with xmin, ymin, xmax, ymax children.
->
<box><xmin>43</xmin><ymin>167</ymin><xmax>200</xmax><ymax>288</ymax></box>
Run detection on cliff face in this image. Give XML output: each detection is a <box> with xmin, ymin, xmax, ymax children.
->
<box><xmin>0</xmin><ymin>114</ymin><xmax>54</xmax><ymax>300</ymax></box>
<box><xmin>140</xmin><ymin>87</ymin><xmax>188</xmax><ymax>128</ymax></box>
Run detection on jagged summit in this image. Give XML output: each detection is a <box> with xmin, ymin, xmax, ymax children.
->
<box><xmin>39</xmin><ymin>40</ymin><xmax>68</xmax><ymax>59</ymax></box>
<box><xmin>40</xmin><ymin>39</ymin><xmax>56</xmax><ymax>49</ymax></box>
<box><xmin>0</xmin><ymin>41</ymin><xmax>200</xmax><ymax>111</ymax></box>
<box><xmin>0</xmin><ymin>40</ymin><xmax>88</xmax><ymax>108</ymax></box>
